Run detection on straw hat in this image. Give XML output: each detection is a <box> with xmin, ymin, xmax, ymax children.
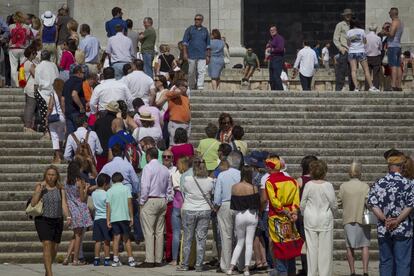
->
<box><xmin>341</xmin><ymin>9</ymin><xmax>353</xmax><ymax>16</ymax></box>
<box><xmin>106</xmin><ymin>101</ymin><xmax>120</xmax><ymax>113</ymax></box>
<box><xmin>139</xmin><ymin>112</ymin><xmax>155</xmax><ymax>121</ymax></box>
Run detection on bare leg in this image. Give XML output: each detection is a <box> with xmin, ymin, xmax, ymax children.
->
<box><xmin>361</xmin><ymin>59</ymin><xmax>374</xmax><ymax>88</ymax></box>
<box><xmin>391</xmin><ymin>66</ymin><xmax>398</xmax><ymax>88</ymax></box>
<box><xmin>216</xmin><ymin>79</ymin><xmax>220</xmax><ymax>89</ymax></box>
<box><xmin>349</xmin><ymin>59</ymin><xmax>358</xmax><ymax>89</ymax></box>
<box><xmin>211</xmin><ymin>79</ymin><xmax>218</xmax><ymax>90</ymax></box>
<box><xmin>243</xmin><ymin>66</ymin><xmax>251</xmax><ymax>79</ymax></box>
<box><xmin>73</xmin><ymin>228</ymin><xmax>83</xmax><ymax>263</ymax></box>
<box><xmin>42</xmin><ymin>241</ymin><xmax>53</xmax><ymax>276</ymax></box>
<box><xmin>64</xmin><ymin>237</ymin><xmax>75</xmax><ymax>264</ymax></box>
<box><xmin>51</xmin><ymin>242</ymin><xmax>58</xmax><ymax>262</ymax></box>
<box><xmin>362</xmin><ymin>246</ymin><xmax>369</xmax><ymax>274</ymax></box>
<box><xmin>124</xmin><ymin>236</ymin><xmax>133</xmax><ymax>258</ymax></box>
<box><xmin>346</xmin><ymin>247</ymin><xmax>355</xmax><ymax>274</ymax></box>
<box><xmin>113</xmin><ymin>234</ymin><xmax>121</xmax><ymax>258</ymax></box>
<box><xmin>396</xmin><ymin>66</ymin><xmax>403</xmax><ymax>89</ymax></box>
<box><xmin>104</xmin><ymin>241</ymin><xmax>110</xmax><ymax>258</ymax></box>
<box><xmin>94</xmin><ymin>242</ymin><xmax>101</xmax><ymax>258</ymax></box>
<box><xmin>246</xmin><ymin>67</ymin><xmax>255</xmax><ymax>80</ymax></box>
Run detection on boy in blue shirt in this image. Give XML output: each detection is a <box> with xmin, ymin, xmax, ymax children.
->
<box><xmin>92</xmin><ymin>173</ymin><xmax>111</xmax><ymax>266</ymax></box>
<box><xmin>106</xmin><ymin>172</ymin><xmax>135</xmax><ymax>267</ymax></box>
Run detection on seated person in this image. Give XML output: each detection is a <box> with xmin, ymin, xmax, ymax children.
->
<box><xmin>242</xmin><ymin>48</ymin><xmax>260</xmax><ymax>84</ymax></box>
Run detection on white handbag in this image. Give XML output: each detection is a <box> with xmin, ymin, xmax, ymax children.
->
<box><xmin>362</xmin><ymin>207</ymin><xmax>378</xmax><ymax>225</ymax></box>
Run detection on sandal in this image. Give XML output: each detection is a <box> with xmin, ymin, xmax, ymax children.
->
<box><xmin>72</xmin><ymin>260</ymin><xmax>87</xmax><ymax>266</ymax></box>
<box><xmin>62</xmin><ymin>255</ymin><xmax>71</xmax><ymax>265</ymax></box>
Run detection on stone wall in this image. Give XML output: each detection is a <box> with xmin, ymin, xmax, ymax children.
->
<box><xmin>366</xmin><ymin>0</ymin><xmax>414</xmax><ymax>50</ymax></box>
<box><xmin>0</xmin><ymin>0</ymin><xmax>39</xmax><ymax>21</ymax></box>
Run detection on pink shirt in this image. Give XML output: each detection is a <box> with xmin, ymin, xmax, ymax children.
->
<box><xmin>60</xmin><ymin>50</ymin><xmax>75</xmax><ymax>70</ymax></box>
<box><xmin>171</xmin><ymin>143</ymin><xmax>194</xmax><ymax>165</ymax></box>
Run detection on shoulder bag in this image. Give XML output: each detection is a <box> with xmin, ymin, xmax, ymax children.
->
<box><xmin>192</xmin><ymin>176</ymin><xmax>215</xmax><ymax>210</ymax></box>
<box><xmin>25</xmin><ymin>196</ymin><xmax>43</xmax><ymax>217</ymax></box>
<box><xmin>362</xmin><ymin>205</ymin><xmax>378</xmax><ymax>225</ymax></box>
<box><xmin>47</xmin><ymin>92</ymin><xmax>60</xmax><ymax>123</ymax></box>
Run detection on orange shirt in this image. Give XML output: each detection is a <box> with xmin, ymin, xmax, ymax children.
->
<box><xmin>166</xmin><ymin>92</ymin><xmax>190</xmax><ymax>123</ymax></box>
<box><xmin>83</xmin><ymin>80</ymin><xmax>93</xmax><ymax>102</ymax></box>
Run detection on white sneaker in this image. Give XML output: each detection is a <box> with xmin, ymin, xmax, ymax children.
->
<box><xmin>354</xmin><ymin>88</ymin><xmax>359</xmax><ymax>92</ymax></box>
<box><xmin>128</xmin><ymin>259</ymin><xmax>136</xmax><ymax>267</ymax></box>
<box><xmin>112</xmin><ymin>260</ymin><xmax>122</xmax><ymax>267</ymax></box>
<box><xmin>369</xmin><ymin>86</ymin><xmax>380</xmax><ymax>92</ymax></box>
<box><xmin>244</xmin><ymin>271</ymin><xmax>250</xmax><ymax>276</ymax></box>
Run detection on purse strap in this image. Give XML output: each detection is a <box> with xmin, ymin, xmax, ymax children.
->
<box><xmin>51</xmin><ymin>91</ymin><xmax>59</xmax><ymax>114</ymax></box>
<box><xmin>192</xmin><ymin>176</ymin><xmax>215</xmax><ymax>210</ymax></box>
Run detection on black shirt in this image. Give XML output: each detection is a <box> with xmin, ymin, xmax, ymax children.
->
<box><xmin>159</xmin><ymin>54</ymin><xmax>175</xmax><ymax>72</ymax></box>
<box><xmin>93</xmin><ymin>112</ymin><xmax>117</xmax><ymax>156</ymax></box>
<box><xmin>63</xmin><ymin>76</ymin><xmax>84</xmax><ymax>117</ymax></box>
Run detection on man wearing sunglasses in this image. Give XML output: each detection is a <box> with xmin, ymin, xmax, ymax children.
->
<box><xmin>182</xmin><ymin>14</ymin><xmax>211</xmax><ymax>90</ymax></box>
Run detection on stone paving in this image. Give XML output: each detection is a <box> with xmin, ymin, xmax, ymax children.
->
<box><xmin>0</xmin><ymin>261</ymin><xmax>379</xmax><ymax>276</ymax></box>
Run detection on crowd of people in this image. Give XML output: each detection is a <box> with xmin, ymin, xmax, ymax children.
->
<box><xmin>0</xmin><ymin>3</ymin><xmax>409</xmax><ymax>276</ymax></box>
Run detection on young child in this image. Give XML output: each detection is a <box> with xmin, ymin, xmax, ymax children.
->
<box><xmin>92</xmin><ymin>173</ymin><xmax>111</xmax><ymax>266</ymax></box>
<box><xmin>106</xmin><ymin>172</ymin><xmax>135</xmax><ymax>267</ymax></box>
<box><xmin>242</xmin><ymin>48</ymin><xmax>260</xmax><ymax>84</ymax></box>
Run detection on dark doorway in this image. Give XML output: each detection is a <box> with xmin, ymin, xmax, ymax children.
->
<box><xmin>243</xmin><ymin>0</ymin><xmax>365</xmax><ymax>63</ymax></box>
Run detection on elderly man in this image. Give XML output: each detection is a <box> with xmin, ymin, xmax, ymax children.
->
<box><xmin>365</xmin><ymin>23</ymin><xmax>382</xmax><ymax>91</ymax></box>
<box><xmin>123</xmin><ymin>59</ymin><xmax>154</xmax><ymax>104</ymax></box>
<box><xmin>138</xmin><ymin>147</ymin><xmax>171</xmax><ymax>268</ymax></box>
<box><xmin>34</xmin><ymin>50</ymin><xmax>59</xmax><ymax>135</ymax></box>
<box><xmin>139</xmin><ymin>17</ymin><xmax>156</xmax><ymax>78</ymax></box>
<box><xmin>79</xmin><ymin>24</ymin><xmax>100</xmax><ymax>75</ymax></box>
<box><xmin>182</xmin><ymin>14</ymin><xmax>211</xmax><ymax>90</ymax></box>
<box><xmin>106</xmin><ymin>24</ymin><xmax>134</xmax><ymax>80</ymax></box>
<box><xmin>89</xmin><ymin>67</ymin><xmax>133</xmax><ymax>114</ymax></box>
<box><xmin>333</xmin><ymin>8</ymin><xmax>355</xmax><ymax>91</ymax></box>
<box><xmin>368</xmin><ymin>155</ymin><xmax>414</xmax><ymax>276</ymax></box>
<box><xmin>214</xmin><ymin>151</ymin><xmax>242</xmax><ymax>273</ymax></box>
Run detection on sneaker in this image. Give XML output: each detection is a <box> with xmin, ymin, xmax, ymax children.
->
<box><xmin>195</xmin><ymin>265</ymin><xmax>203</xmax><ymax>272</ymax></box>
<box><xmin>104</xmin><ymin>259</ymin><xmax>111</xmax><ymax>266</ymax></box>
<box><xmin>112</xmin><ymin>260</ymin><xmax>122</xmax><ymax>267</ymax></box>
<box><xmin>354</xmin><ymin>88</ymin><xmax>359</xmax><ymax>92</ymax></box>
<box><xmin>369</xmin><ymin>86</ymin><xmax>380</xmax><ymax>92</ymax></box>
<box><xmin>128</xmin><ymin>259</ymin><xmax>136</xmax><ymax>267</ymax></box>
<box><xmin>93</xmin><ymin>258</ymin><xmax>100</xmax><ymax>266</ymax></box>
<box><xmin>243</xmin><ymin>271</ymin><xmax>250</xmax><ymax>276</ymax></box>
<box><xmin>176</xmin><ymin>265</ymin><xmax>189</xmax><ymax>271</ymax></box>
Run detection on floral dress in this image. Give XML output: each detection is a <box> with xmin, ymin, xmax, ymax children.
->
<box><xmin>65</xmin><ymin>183</ymin><xmax>93</xmax><ymax>229</ymax></box>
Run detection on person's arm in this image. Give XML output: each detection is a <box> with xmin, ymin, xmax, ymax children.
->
<box><xmin>46</xmin><ymin>95</ymin><xmax>54</xmax><ymax>125</ymax></box>
<box><xmin>124</xmin><ymin>86</ymin><xmax>134</xmax><ymax>111</ymax></box>
<box><xmin>128</xmin><ymin>197</ymin><xmax>134</xmax><ymax>227</ymax></box>
<box><xmin>77</xmin><ymin>178</ymin><xmax>88</xmax><ymax>203</ymax></box>
<box><xmin>292</xmin><ymin>51</ymin><xmax>301</xmax><ymax>78</ymax></box>
<box><xmin>337</xmin><ymin>186</ymin><xmax>343</xmax><ymax>207</ymax></box>
<box><xmin>93</xmin><ymin>132</ymin><xmax>103</xmax><ymax>155</ymax></box>
<box><xmin>106</xmin><ymin>202</ymin><xmax>112</xmax><ymax>228</ymax></box>
<box><xmin>326</xmin><ymin>182</ymin><xmax>337</xmax><ymax>212</ymax></box>
<box><xmin>181</xmin><ymin>27</ymin><xmax>191</xmax><ymax>60</ymax></box>
<box><xmin>299</xmin><ymin>183</ymin><xmax>309</xmax><ymax>213</ymax></box>
<box><xmin>31</xmin><ymin>182</ymin><xmax>45</xmax><ymax>206</ymax></box>
<box><xmin>213</xmin><ymin>176</ymin><xmax>222</xmax><ymax>207</ymax></box>
<box><xmin>139</xmin><ymin>167</ymin><xmax>150</xmax><ymax>205</ymax></box>
<box><xmin>255</xmin><ymin>55</ymin><xmax>260</xmax><ymax>69</ymax></box>
<box><xmin>71</xmin><ymin>90</ymin><xmax>85</xmax><ymax>113</ymax></box>
<box><xmin>333</xmin><ymin>23</ymin><xmax>343</xmax><ymax>53</ymax></box>
<box><xmin>61</xmin><ymin>188</ymin><xmax>72</xmax><ymax>226</ymax></box>
<box><xmin>63</xmin><ymin>135</ymin><xmax>74</xmax><ymax>161</ymax></box>
<box><xmin>388</xmin><ymin>20</ymin><xmax>399</xmax><ymax>37</ymax></box>
<box><xmin>129</xmin><ymin>164</ymin><xmax>140</xmax><ymax>194</ymax></box>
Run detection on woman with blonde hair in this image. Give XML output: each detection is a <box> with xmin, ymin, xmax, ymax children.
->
<box><xmin>30</xmin><ymin>165</ymin><xmax>71</xmax><ymax>276</ymax></box>
<box><xmin>9</xmin><ymin>11</ymin><xmax>33</xmax><ymax>87</ymax></box>
<box><xmin>300</xmin><ymin>160</ymin><xmax>337</xmax><ymax>276</ymax></box>
<box><xmin>67</xmin><ymin>19</ymin><xmax>79</xmax><ymax>45</ymax></box>
<box><xmin>155</xmin><ymin>44</ymin><xmax>176</xmax><ymax>76</ymax></box>
<box><xmin>337</xmin><ymin>161</ymin><xmax>371</xmax><ymax>276</ymax></box>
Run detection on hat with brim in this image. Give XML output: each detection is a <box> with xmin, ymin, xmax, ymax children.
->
<box><xmin>139</xmin><ymin>112</ymin><xmax>155</xmax><ymax>121</ymax></box>
<box><xmin>342</xmin><ymin>9</ymin><xmax>353</xmax><ymax>16</ymax></box>
<box><xmin>41</xmin><ymin>11</ymin><xmax>56</xmax><ymax>27</ymax></box>
<box><xmin>106</xmin><ymin>101</ymin><xmax>120</xmax><ymax>113</ymax></box>
<box><xmin>245</xmin><ymin>151</ymin><xmax>268</xmax><ymax>168</ymax></box>
<box><xmin>387</xmin><ymin>155</ymin><xmax>406</xmax><ymax>166</ymax></box>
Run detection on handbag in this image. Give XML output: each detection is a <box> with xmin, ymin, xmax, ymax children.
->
<box><xmin>382</xmin><ymin>51</ymin><xmax>388</xmax><ymax>65</ymax></box>
<box><xmin>25</xmin><ymin>197</ymin><xmax>43</xmax><ymax>217</ymax></box>
<box><xmin>362</xmin><ymin>206</ymin><xmax>378</xmax><ymax>225</ymax></box>
<box><xmin>47</xmin><ymin>92</ymin><xmax>60</xmax><ymax>123</ymax></box>
<box><xmin>192</xmin><ymin>176</ymin><xmax>215</xmax><ymax>210</ymax></box>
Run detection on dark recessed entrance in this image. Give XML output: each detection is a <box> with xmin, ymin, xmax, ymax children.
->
<box><xmin>243</xmin><ymin>0</ymin><xmax>365</xmax><ymax>63</ymax></box>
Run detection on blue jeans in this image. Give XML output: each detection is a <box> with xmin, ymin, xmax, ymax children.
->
<box><xmin>269</xmin><ymin>56</ymin><xmax>284</xmax><ymax>90</ymax></box>
<box><xmin>111</xmin><ymin>62</ymin><xmax>128</xmax><ymax>80</ymax></box>
<box><xmin>171</xmin><ymin>207</ymin><xmax>181</xmax><ymax>261</ymax></box>
<box><xmin>274</xmin><ymin>258</ymin><xmax>296</xmax><ymax>275</ymax></box>
<box><xmin>132</xmin><ymin>196</ymin><xmax>144</xmax><ymax>242</ymax></box>
<box><xmin>65</xmin><ymin>112</ymin><xmax>80</xmax><ymax>135</ymax></box>
<box><xmin>142</xmin><ymin>52</ymin><xmax>154</xmax><ymax>78</ymax></box>
<box><xmin>387</xmin><ymin>47</ymin><xmax>401</xmax><ymax>67</ymax></box>
<box><xmin>378</xmin><ymin>235</ymin><xmax>412</xmax><ymax>276</ymax></box>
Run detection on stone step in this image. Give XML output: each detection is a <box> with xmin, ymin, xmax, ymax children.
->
<box><xmin>192</xmin><ymin>111</ymin><xmax>414</xmax><ymax>120</ymax></box>
<box><xmin>0</xmin><ymin>191</ymin><xmax>32</xmax><ymax>201</ymax></box>
<box><xmin>0</xmin><ymin>88</ymin><xmax>25</xmax><ymax>95</ymax></box>
<box><xmin>0</xmin><ymin>132</ymin><xmax>43</xmax><ymax>140</ymax></box>
<box><xmin>0</xmin><ymin>156</ymin><xmax>53</xmax><ymax>164</ymax></box>
<box><xmin>191</xmin><ymin>118</ymin><xmax>414</xmax><ymax>126</ymax></box>
<box><xmin>191</xmin><ymin>125</ymin><xmax>414</xmax><ymax>134</ymax></box>
<box><xmin>0</xmin><ymin>182</ymin><xmax>37</xmax><ymax>191</ymax></box>
<box><xmin>0</xmin><ymin>140</ymin><xmax>53</xmax><ymax>148</ymax></box>
<box><xmin>191</xmin><ymin>132</ymin><xmax>414</xmax><ymax>141</ymax></box>
<box><xmin>0</xmin><ymin>95</ymin><xmax>25</xmax><ymax>102</ymax></box>
<box><xmin>191</xmin><ymin>103</ymin><xmax>414</xmax><ymax>112</ymax></box>
<box><xmin>0</xmin><ymin>117</ymin><xmax>22</xmax><ymax>124</ymax></box>
<box><xmin>1</xmin><ymin>148</ymin><xmax>55</xmax><ymax>156</ymax></box>
<box><xmin>0</xmin><ymin>201</ymin><xmax>27</xmax><ymax>211</ymax></box>
<box><xmin>0</xmin><ymin>102</ymin><xmax>25</xmax><ymax>109</ymax></box>
<box><xmin>0</xmin><ymin>109</ymin><xmax>23</xmax><ymax>117</ymax></box>
<box><xmin>0</xmin><ymin>124</ymin><xmax>24</xmax><ymax>132</ymax></box>
<box><xmin>0</xmin><ymin>164</ymin><xmax>67</xmax><ymax>173</ymax></box>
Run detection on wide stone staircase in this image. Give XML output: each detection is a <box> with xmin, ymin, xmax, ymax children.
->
<box><xmin>0</xmin><ymin>88</ymin><xmax>413</xmax><ymax>263</ymax></box>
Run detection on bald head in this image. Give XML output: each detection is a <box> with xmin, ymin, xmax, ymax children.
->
<box><xmin>111</xmin><ymin>118</ymin><xmax>124</xmax><ymax>133</ymax></box>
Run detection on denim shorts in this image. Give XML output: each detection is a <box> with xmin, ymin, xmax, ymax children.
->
<box><xmin>387</xmin><ymin>47</ymin><xmax>402</xmax><ymax>67</ymax></box>
<box><xmin>348</xmin><ymin>52</ymin><xmax>367</xmax><ymax>62</ymax></box>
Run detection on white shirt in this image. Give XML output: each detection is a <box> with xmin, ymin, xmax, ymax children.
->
<box><xmin>322</xmin><ymin>46</ymin><xmax>330</xmax><ymax>61</ymax></box>
<box><xmin>365</xmin><ymin>31</ymin><xmax>381</xmax><ymax>57</ymax></box>
<box><xmin>260</xmin><ymin>173</ymin><xmax>270</xmax><ymax>211</ymax></box>
<box><xmin>34</xmin><ymin>60</ymin><xmax>59</xmax><ymax>102</ymax></box>
<box><xmin>182</xmin><ymin>176</ymin><xmax>214</xmax><ymax>211</ymax></box>
<box><xmin>347</xmin><ymin>28</ymin><xmax>366</xmax><ymax>54</ymax></box>
<box><xmin>106</xmin><ymin>32</ymin><xmax>134</xmax><ymax>63</ymax></box>
<box><xmin>123</xmin><ymin>70</ymin><xmax>154</xmax><ymax>103</ymax></box>
<box><xmin>280</xmin><ymin>71</ymin><xmax>289</xmax><ymax>91</ymax></box>
<box><xmin>300</xmin><ymin>180</ymin><xmax>337</xmax><ymax>231</ymax></box>
<box><xmin>136</xmin><ymin>126</ymin><xmax>163</xmax><ymax>143</ymax></box>
<box><xmin>135</xmin><ymin>105</ymin><xmax>162</xmax><ymax>128</ymax></box>
<box><xmin>63</xmin><ymin>127</ymin><xmax>103</xmax><ymax>161</ymax></box>
<box><xmin>89</xmin><ymin>78</ymin><xmax>134</xmax><ymax>113</ymax></box>
<box><xmin>293</xmin><ymin>46</ymin><xmax>318</xmax><ymax>77</ymax></box>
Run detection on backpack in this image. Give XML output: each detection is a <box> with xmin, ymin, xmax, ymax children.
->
<box><xmin>116</xmin><ymin>133</ymin><xmax>141</xmax><ymax>172</ymax></box>
<box><xmin>71</xmin><ymin>131</ymin><xmax>96</xmax><ymax>168</ymax></box>
<box><xmin>10</xmin><ymin>23</ymin><xmax>29</xmax><ymax>48</ymax></box>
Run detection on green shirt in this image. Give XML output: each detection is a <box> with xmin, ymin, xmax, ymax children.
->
<box><xmin>141</xmin><ymin>27</ymin><xmax>156</xmax><ymax>53</ymax></box>
<box><xmin>106</xmin><ymin>182</ymin><xmax>132</xmax><ymax>223</ymax></box>
<box><xmin>244</xmin><ymin>53</ymin><xmax>258</xmax><ymax>66</ymax></box>
<box><xmin>197</xmin><ymin>138</ymin><xmax>220</xmax><ymax>171</ymax></box>
<box><xmin>140</xmin><ymin>149</ymin><xmax>163</xmax><ymax>169</ymax></box>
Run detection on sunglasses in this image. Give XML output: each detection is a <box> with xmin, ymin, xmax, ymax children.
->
<box><xmin>194</xmin><ymin>18</ymin><xmax>203</xmax><ymax>21</ymax></box>
<box><xmin>222</xmin><ymin>121</ymin><xmax>232</xmax><ymax>125</ymax></box>
<box><xmin>162</xmin><ymin>155</ymin><xmax>173</xmax><ymax>159</ymax></box>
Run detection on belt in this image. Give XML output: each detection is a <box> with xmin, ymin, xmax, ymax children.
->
<box><xmin>148</xmin><ymin>196</ymin><xmax>164</xmax><ymax>199</ymax></box>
